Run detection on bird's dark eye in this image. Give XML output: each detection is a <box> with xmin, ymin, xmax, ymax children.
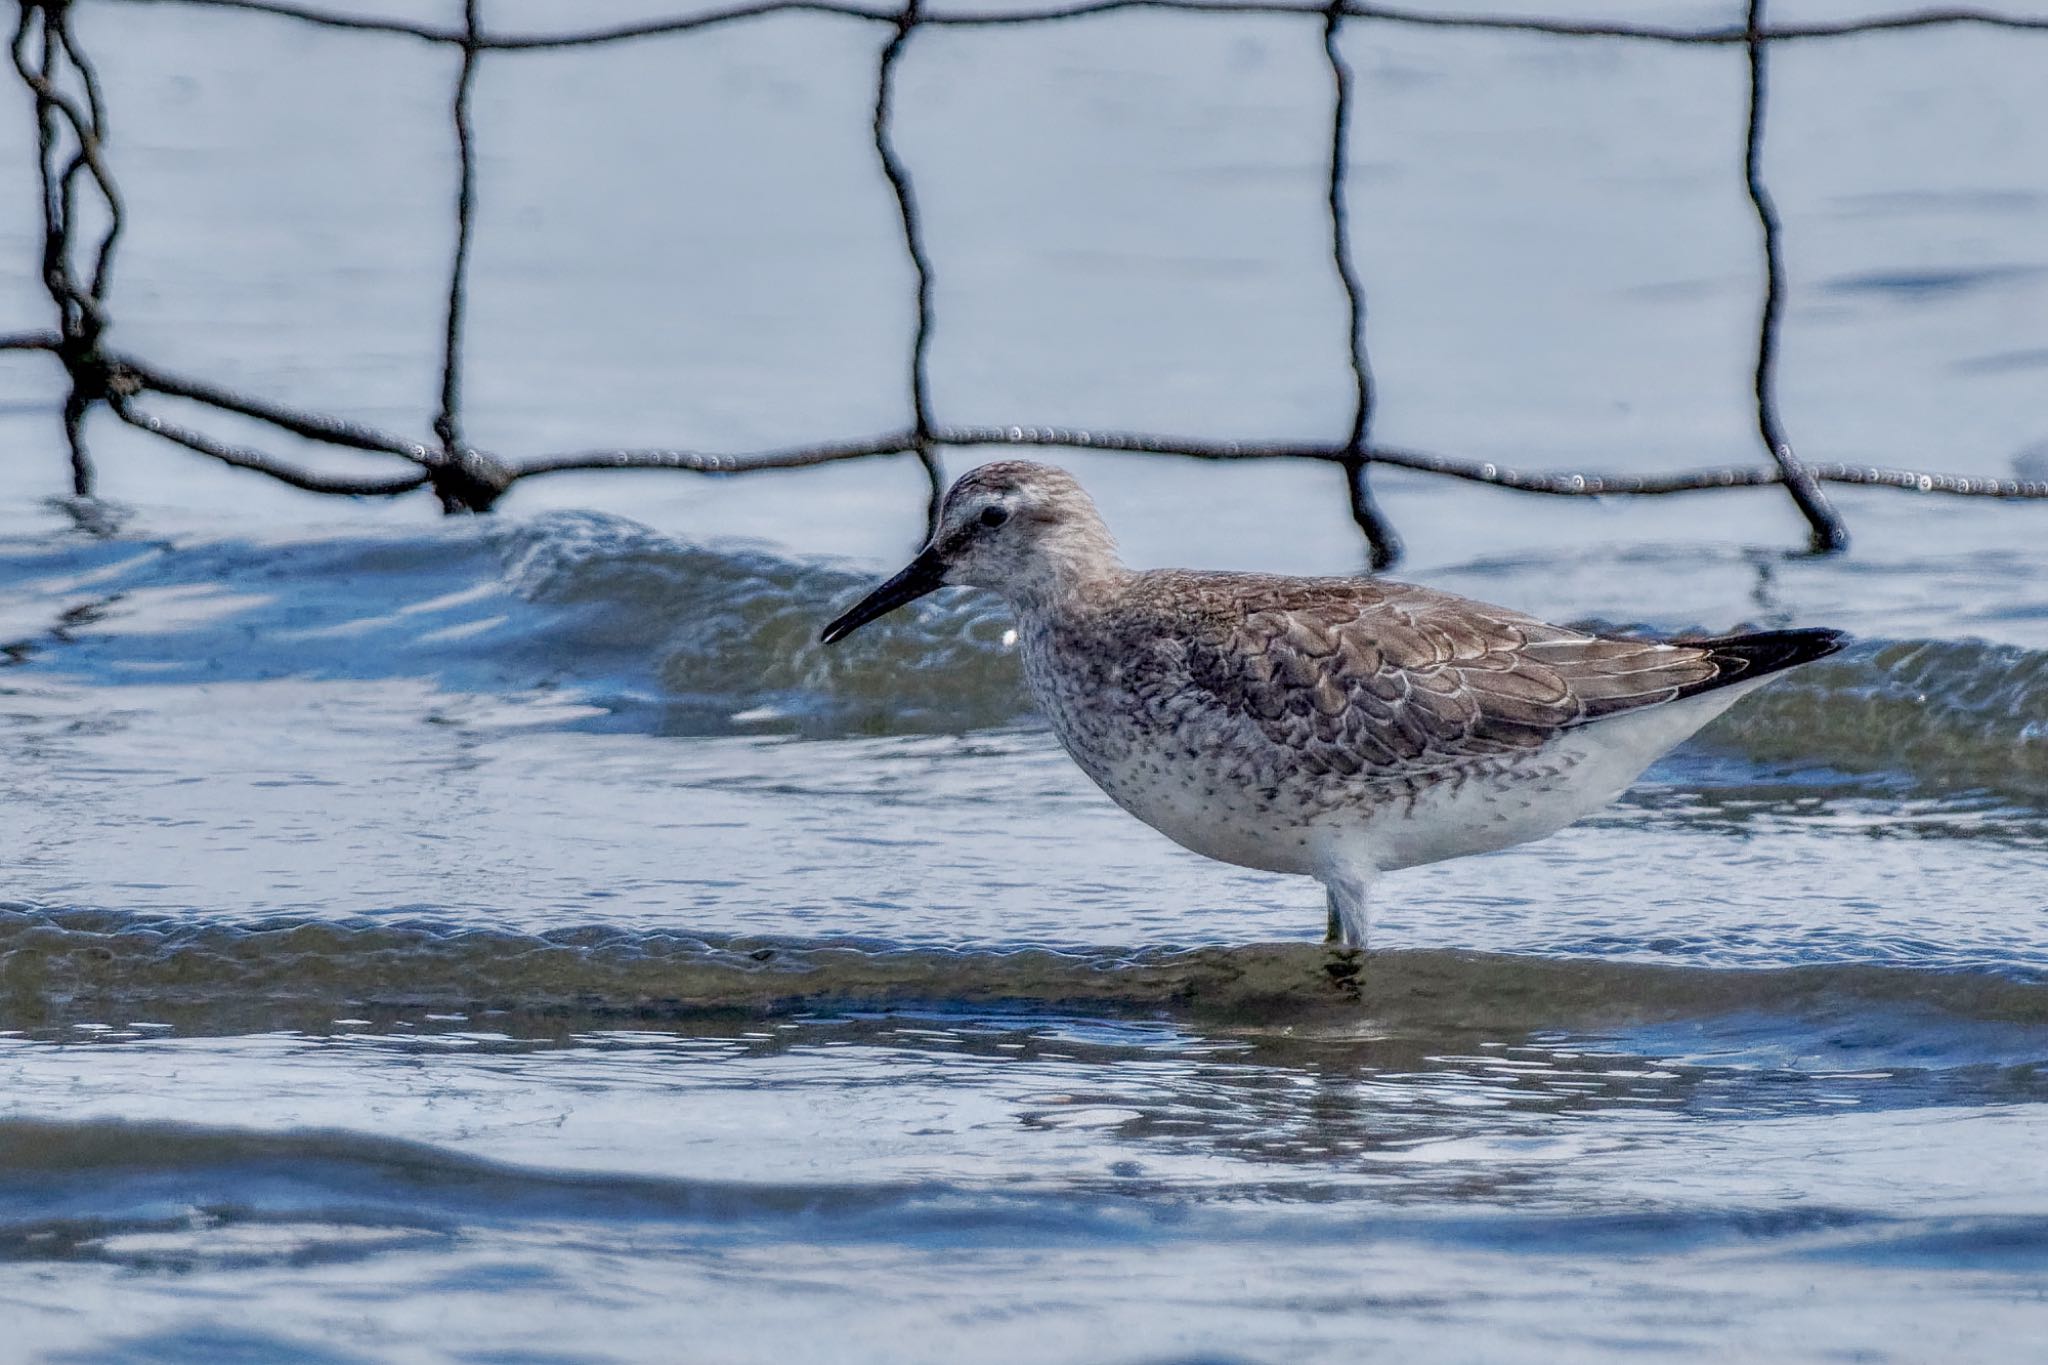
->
<box><xmin>978</xmin><ymin>505</ymin><xmax>1010</xmax><ymax>529</ymax></box>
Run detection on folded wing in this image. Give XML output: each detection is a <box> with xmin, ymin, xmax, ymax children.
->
<box><xmin>1171</xmin><ymin>577</ymin><xmax>1818</xmax><ymax>780</ymax></box>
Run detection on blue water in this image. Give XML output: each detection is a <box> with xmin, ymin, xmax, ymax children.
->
<box><xmin>2</xmin><ymin>1</ymin><xmax>2047</xmax><ymax>1361</ymax></box>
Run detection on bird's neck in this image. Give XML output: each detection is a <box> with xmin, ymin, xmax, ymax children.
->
<box><xmin>1004</xmin><ymin>530</ymin><xmax>1129</xmax><ymax>621</ymax></box>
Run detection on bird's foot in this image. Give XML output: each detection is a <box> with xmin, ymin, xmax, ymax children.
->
<box><xmin>1322</xmin><ymin>946</ymin><xmax>1363</xmax><ymax>1002</ymax></box>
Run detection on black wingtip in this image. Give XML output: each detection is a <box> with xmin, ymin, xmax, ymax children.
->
<box><xmin>1676</xmin><ymin>626</ymin><xmax>1847</xmax><ymax>699</ymax></box>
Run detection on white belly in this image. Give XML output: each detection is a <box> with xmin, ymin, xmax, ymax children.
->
<box><xmin>1047</xmin><ymin>675</ymin><xmax>1770</xmax><ymax>878</ymax></box>
<box><xmin>1082</xmin><ymin>751</ymin><xmax>1332</xmax><ymax>875</ymax></box>
<box><xmin>1330</xmin><ymin>678</ymin><xmax>1770</xmax><ymax>872</ymax></box>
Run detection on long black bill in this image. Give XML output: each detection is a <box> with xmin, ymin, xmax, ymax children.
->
<box><xmin>819</xmin><ymin>547</ymin><xmax>947</xmax><ymax>644</ymax></box>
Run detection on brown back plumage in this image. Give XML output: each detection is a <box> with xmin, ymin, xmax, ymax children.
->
<box><xmin>1118</xmin><ymin>571</ymin><xmax>1842</xmax><ymax>778</ymax></box>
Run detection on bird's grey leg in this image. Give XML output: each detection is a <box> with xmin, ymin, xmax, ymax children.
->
<box><xmin>1320</xmin><ymin>865</ymin><xmax>1375</xmax><ymax>950</ymax></box>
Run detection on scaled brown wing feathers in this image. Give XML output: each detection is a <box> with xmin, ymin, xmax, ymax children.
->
<box><xmin>1158</xmin><ymin>574</ymin><xmax>1721</xmax><ymax>780</ymax></box>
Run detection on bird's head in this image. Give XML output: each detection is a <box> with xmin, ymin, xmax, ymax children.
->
<box><xmin>819</xmin><ymin>460</ymin><xmax>1119</xmax><ymax>643</ymax></box>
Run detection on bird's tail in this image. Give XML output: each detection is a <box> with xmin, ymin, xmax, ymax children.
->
<box><xmin>1674</xmin><ymin>626</ymin><xmax>1846</xmax><ymax>700</ymax></box>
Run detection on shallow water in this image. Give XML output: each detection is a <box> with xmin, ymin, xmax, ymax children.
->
<box><xmin>4</xmin><ymin>1</ymin><xmax>2048</xmax><ymax>1361</ymax></box>
<box><xmin>3</xmin><ymin>499</ymin><xmax>2045</xmax><ymax>1362</ymax></box>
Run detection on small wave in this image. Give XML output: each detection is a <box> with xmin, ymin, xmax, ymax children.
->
<box><xmin>6</xmin><ymin>1117</ymin><xmax>2046</xmax><ymax>1274</ymax></box>
<box><xmin>2</xmin><ymin>906</ymin><xmax>2043</xmax><ymax>1039</ymax></box>
<box><xmin>4</xmin><ymin>514</ymin><xmax>2042</xmax><ymax>794</ymax></box>
<box><xmin>0</xmin><ymin>1117</ymin><xmax>1016</xmax><ymax>1272</ymax></box>
<box><xmin>1703</xmin><ymin>638</ymin><xmax>2048</xmax><ymax>803</ymax></box>
<box><xmin>0</xmin><ymin>1117</ymin><xmax>926</xmax><ymax>1231</ymax></box>
<box><xmin>497</xmin><ymin>512</ymin><xmax>1028</xmax><ymax>734</ymax></box>
<box><xmin>493</xmin><ymin>521</ymin><xmax>2048</xmax><ymax>803</ymax></box>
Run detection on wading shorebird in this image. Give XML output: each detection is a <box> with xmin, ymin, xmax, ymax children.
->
<box><xmin>820</xmin><ymin>462</ymin><xmax>1843</xmax><ymax>948</ymax></box>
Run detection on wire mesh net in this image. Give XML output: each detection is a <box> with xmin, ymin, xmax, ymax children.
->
<box><xmin>5</xmin><ymin>0</ymin><xmax>2046</xmax><ymax>566</ymax></box>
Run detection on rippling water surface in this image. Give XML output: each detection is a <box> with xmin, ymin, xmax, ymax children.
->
<box><xmin>3</xmin><ymin>495</ymin><xmax>2045</xmax><ymax>1362</ymax></box>
<box><xmin>5</xmin><ymin>1</ymin><xmax>2048</xmax><ymax>1360</ymax></box>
